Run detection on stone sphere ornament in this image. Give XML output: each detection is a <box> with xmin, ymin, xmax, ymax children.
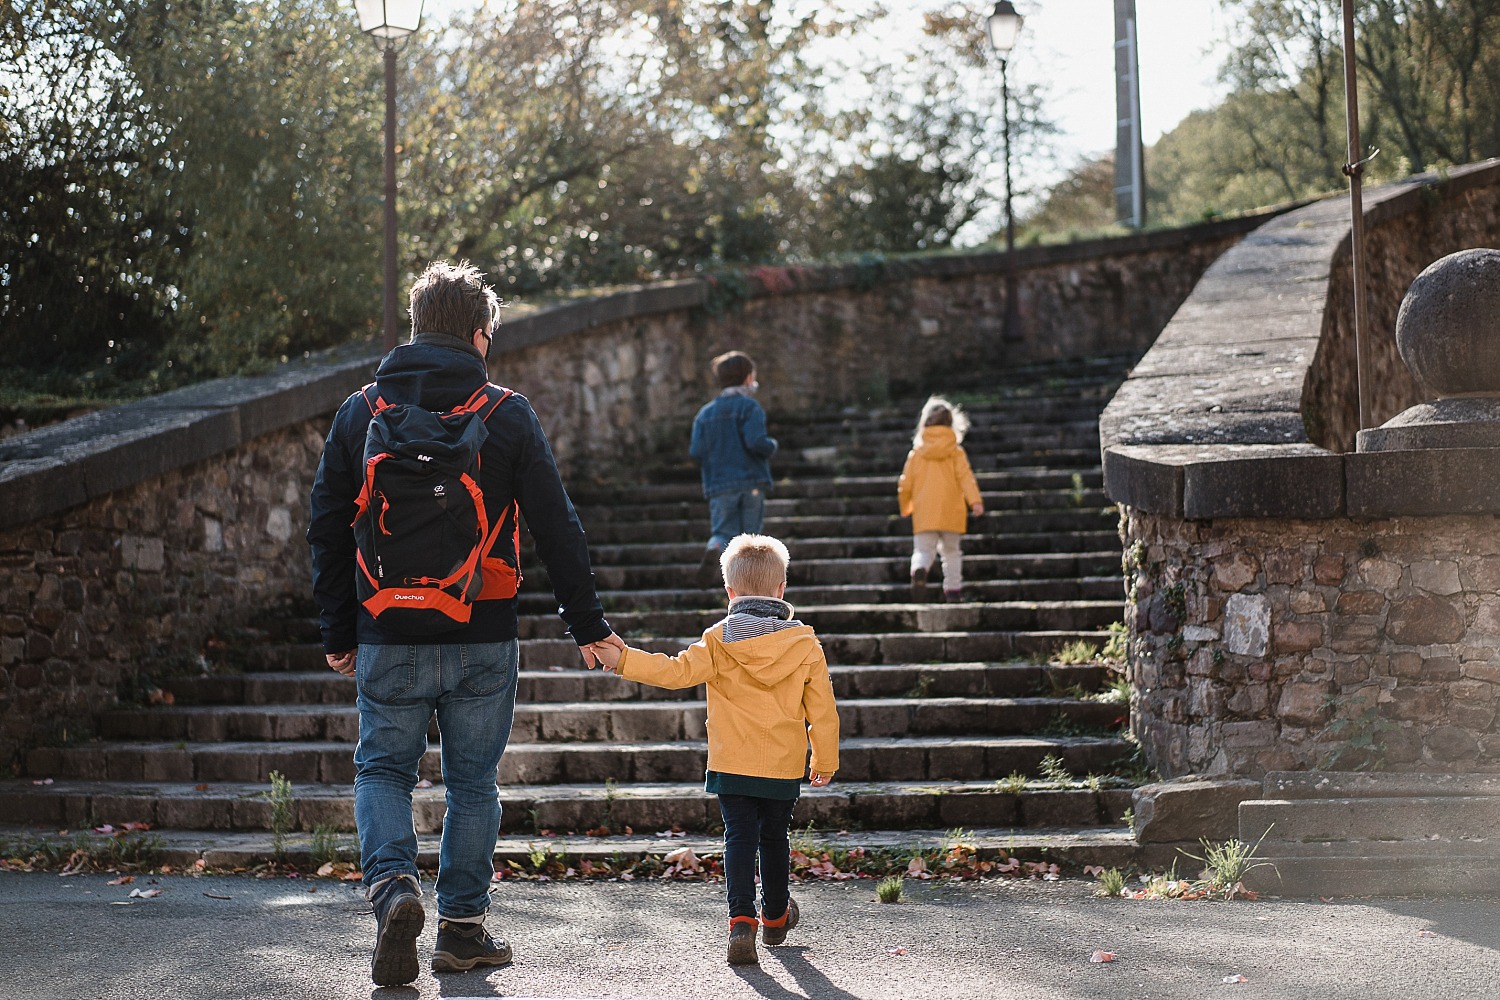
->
<box><xmin>1395</xmin><ymin>247</ymin><xmax>1500</xmax><ymax>398</ymax></box>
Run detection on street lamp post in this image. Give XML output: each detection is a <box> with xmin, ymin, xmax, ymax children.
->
<box><xmin>987</xmin><ymin>2</ymin><xmax>1023</xmax><ymax>341</ymax></box>
<box><xmin>354</xmin><ymin>0</ymin><xmax>426</xmax><ymax>354</ymax></box>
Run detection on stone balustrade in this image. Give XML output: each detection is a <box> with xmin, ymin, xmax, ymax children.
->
<box><xmin>1102</xmin><ymin>158</ymin><xmax>1500</xmax><ymax>777</ymax></box>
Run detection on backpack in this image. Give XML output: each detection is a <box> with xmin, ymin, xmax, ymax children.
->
<box><xmin>352</xmin><ymin>381</ymin><xmax>519</xmax><ymax>635</ymax></box>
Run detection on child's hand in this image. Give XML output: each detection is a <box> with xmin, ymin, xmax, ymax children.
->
<box><xmin>969</xmin><ymin>502</ymin><xmax>984</xmax><ymax>517</ymax></box>
<box><xmin>808</xmin><ymin>770</ymin><xmax>833</xmax><ymax>787</ymax></box>
<box><xmin>581</xmin><ymin>633</ymin><xmax>626</xmax><ymax>671</ymax></box>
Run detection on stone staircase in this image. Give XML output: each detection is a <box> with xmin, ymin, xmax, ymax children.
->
<box><xmin>1</xmin><ymin>355</ymin><xmax>1140</xmax><ymax>866</ymax></box>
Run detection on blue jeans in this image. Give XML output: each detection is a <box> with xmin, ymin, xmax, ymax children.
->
<box><xmin>354</xmin><ymin>641</ymin><xmax>518</xmax><ymax>921</ymax></box>
<box><xmin>708</xmin><ymin>488</ymin><xmax>766</xmax><ymax>551</ymax></box>
<box><xmin>719</xmin><ymin>793</ymin><xmax>798</xmax><ymax>920</ymax></box>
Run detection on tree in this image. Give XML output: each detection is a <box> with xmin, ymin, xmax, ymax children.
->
<box><xmin>0</xmin><ymin>0</ymin><xmax>382</xmax><ymax>398</ymax></box>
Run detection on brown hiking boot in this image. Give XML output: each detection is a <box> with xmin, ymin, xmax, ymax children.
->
<box><xmin>369</xmin><ymin>875</ymin><xmax>424</xmax><ymax>986</ymax></box>
<box><xmin>697</xmin><ymin>545</ymin><xmax>724</xmax><ymax>587</ymax></box>
<box><xmin>727</xmin><ymin>916</ymin><xmax>759</xmax><ymax>965</ymax></box>
<box><xmin>761</xmin><ymin>898</ymin><xmax>799</xmax><ymax>946</ymax></box>
<box><xmin>910</xmin><ymin>568</ymin><xmax>928</xmax><ymax>602</ymax></box>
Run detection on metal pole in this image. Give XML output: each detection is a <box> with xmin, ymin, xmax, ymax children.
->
<box><xmin>1002</xmin><ymin>56</ymin><xmax>1017</xmax><ymax>342</ymax></box>
<box><xmin>382</xmin><ymin>42</ymin><xmax>399</xmax><ymax>355</ymax></box>
<box><xmin>1341</xmin><ymin>0</ymin><xmax>1370</xmax><ymax>432</ymax></box>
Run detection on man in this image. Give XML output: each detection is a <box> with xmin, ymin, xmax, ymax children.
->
<box><xmin>308</xmin><ymin>260</ymin><xmax>619</xmax><ymax>986</ymax></box>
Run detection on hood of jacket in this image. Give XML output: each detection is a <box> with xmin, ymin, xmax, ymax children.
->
<box><xmin>914</xmin><ymin>424</ymin><xmax>959</xmax><ymax>459</ymax></box>
<box><xmin>373</xmin><ymin>332</ymin><xmax>488</xmax><ymax>410</ymax></box>
<box><xmin>718</xmin><ymin>623</ymin><xmax>821</xmax><ymax>687</ymax></box>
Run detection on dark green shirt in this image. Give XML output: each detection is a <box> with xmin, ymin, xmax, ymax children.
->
<box><xmin>705</xmin><ymin>770</ymin><xmax>802</xmax><ymax>800</ymax></box>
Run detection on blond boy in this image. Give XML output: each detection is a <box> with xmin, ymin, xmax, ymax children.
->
<box><xmin>588</xmin><ymin>534</ymin><xmax>838</xmax><ymax>965</ymax></box>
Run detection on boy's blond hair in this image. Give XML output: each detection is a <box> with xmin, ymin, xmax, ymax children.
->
<box><xmin>720</xmin><ymin>534</ymin><xmax>789</xmax><ymax>597</ymax></box>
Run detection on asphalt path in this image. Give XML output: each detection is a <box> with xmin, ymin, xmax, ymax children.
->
<box><xmin>3</xmin><ymin>873</ymin><xmax>1497</xmax><ymax>999</ymax></box>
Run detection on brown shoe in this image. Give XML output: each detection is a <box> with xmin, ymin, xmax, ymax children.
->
<box><xmin>727</xmin><ymin>916</ymin><xmax>759</xmax><ymax>965</ymax></box>
<box><xmin>697</xmin><ymin>545</ymin><xmax>723</xmax><ymax>587</ymax></box>
<box><xmin>761</xmin><ymin>898</ymin><xmax>799</xmax><ymax>946</ymax></box>
<box><xmin>910</xmin><ymin>568</ymin><xmax>928</xmax><ymax>602</ymax></box>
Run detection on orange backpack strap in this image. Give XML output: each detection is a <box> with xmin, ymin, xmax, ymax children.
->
<box><xmin>360</xmin><ymin>382</ymin><xmax>391</xmax><ymax>416</ymax></box>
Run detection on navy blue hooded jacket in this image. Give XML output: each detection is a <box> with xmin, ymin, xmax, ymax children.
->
<box><xmin>307</xmin><ymin>333</ymin><xmax>610</xmax><ymax>653</ymax></box>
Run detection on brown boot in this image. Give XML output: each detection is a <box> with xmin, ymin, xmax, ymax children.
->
<box><xmin>727</xmin><ymin>916</ymin><xmax>759</xmax><ymax>965</ymax></box>
<box><xmin>761</xmin><ymin>898</ymin><xmax>799</xmax><ymax>946</ymax></box>
<box><xmin>910</xmin><ymin>568</ymin><xmax>928</xmax><ymax>602</ymax></box>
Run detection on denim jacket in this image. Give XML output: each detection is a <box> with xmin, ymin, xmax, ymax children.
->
<box><xmin>689</xmin><ymin>388</ymin><xmax>777</xmax><ymax>498</ymax></box>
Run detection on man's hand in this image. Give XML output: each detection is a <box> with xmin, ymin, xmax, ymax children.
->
<box><xmin>326</xmin><ymin>650</ymin><xmax>356</xmax><ymax>676</ymax></box>
<box><xmin>809</xmin><ymin>770</ymin><xmax>834</xmax><ymax>787</ymax></box>
<box><xmin>581</xmin><ymin>632</ymin><xmax>626</xmax><ymax>671</ymax></box>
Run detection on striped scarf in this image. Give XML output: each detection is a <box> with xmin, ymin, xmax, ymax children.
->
<box><xmin>722</xmin><ymin>596</ymin><xmax>802</xmax><ymax>643</ymax></box>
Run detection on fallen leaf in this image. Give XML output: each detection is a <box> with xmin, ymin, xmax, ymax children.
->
<box><xmin>195</xmin><ymin>784</ymin><xmax>210</xmax><ymax>791</ymax></box>
<box><xmin>109</xmin><ymin>901</ymin><xmax>133</xmax><ymax>906</ymax></box>
<box><xmin>31</xmin><ymin>778</ymin><xmax>53</xmax><ymax>786</ymax></box>
<box><xmin>128</xmin><ymin>887</ymin><xmax>164</xmax><ymax>899</ymax></box>
<box><xmin>316</xmin><ymin>863</ymin><xmax>335</xmax><ymax>877</ymax></box>
<box><xmin>886</xmin><ymin>945</ymin><xmax>907</xmax><ymax>956</ymax></box>
<box><xmin>203</xmin><ymin>892</ymin><xmax>232</xmax><ymax>900</ymax></box>
<box><xmin>1417</xmin><ymin>930</ymin><xmax>1438</xmax><ymax>939</ymax></box>
<box><xmin>1090</xmin><ymin>951</ymin><xmax>1116</xmax><ymax>964</ymax></box>
<box><xmin>107</xmin><ymin>876</ymin><xmax>135</xmax><ymax>886</ymax></box>
<box><xmin>415</xmin><ymin>779</ymin><xmax>433</xmax><ymax>789</ymax></box>
<box><xmin>1083</xmin><ymin>865</ymin><xmax>1106</xmax><ymax>876</ymax></box>
<box><xmin>1221</xmin><ymin>974</ymin><xmax>1248</xmax><ymax>984</ymax></box>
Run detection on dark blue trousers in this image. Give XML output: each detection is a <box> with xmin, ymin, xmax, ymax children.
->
<box><xmin>718</xmin><ymin>793</ymin><xmax>798</xmax><ymax>920</ymax></box>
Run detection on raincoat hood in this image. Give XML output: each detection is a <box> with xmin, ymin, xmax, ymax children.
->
<box><xmin>914</xmin><ymin>424</ymin><xmax>960</xmax><ymax>459</ymax></box>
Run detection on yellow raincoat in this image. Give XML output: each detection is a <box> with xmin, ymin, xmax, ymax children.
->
<box><xmin>897</xmin><ymin>425</ymin><xmax>982</xmax><ymax>534</ymax></box>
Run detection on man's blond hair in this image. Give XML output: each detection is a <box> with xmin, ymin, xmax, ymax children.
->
<box><xmin>720</xmin><ymin>534</ymin><xmax>789</xmax><ymax>597</ymax></box>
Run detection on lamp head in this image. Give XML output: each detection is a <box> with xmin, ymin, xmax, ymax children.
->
<box><xmin>354</xmin><ymin>0</ymin><xmax>425</xmax><ymax>39</ymax></box>
<box><xmin>986</xmin><ymin>1</ymin><xmax>1023</xmax><ymax>57</ymax></box>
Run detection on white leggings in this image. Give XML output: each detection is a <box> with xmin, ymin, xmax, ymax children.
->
<box><xmin>910</xmin><ymin>531</ymin><xmax>964</xmax><ymax>592</ymax></box>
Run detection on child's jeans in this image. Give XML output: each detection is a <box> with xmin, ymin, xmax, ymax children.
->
<box><xmin>718</xmin><ymin>793</ymin><xmax>798</xmax><ymax>920</ymax></box>
<box><xmin>707</xmin><ymin>488</ymin><xmax>765</xmax><ymax>551</ymax></box>
<box><xmin>911</xmin><ymin>531</ymin><xmax>964</xmax><ymax>592</ymax></box>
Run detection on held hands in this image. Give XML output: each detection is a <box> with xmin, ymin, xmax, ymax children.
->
<box><xmin>325</xmin><ymin>650</ymin><xmax>356</xmax><ymax>677</ymax></box>
<box><xmin>809</xmin><ymin>769</ymin><xmax>834</xmax><ymax>787</ymax></box>
<box><xmin>581</xmin><ymin>632</ymin><xmax>627</xmax><ymax>671</ymax></box>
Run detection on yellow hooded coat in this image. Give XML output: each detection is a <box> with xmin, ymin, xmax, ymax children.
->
<box><xmin>897</xmin><ymin>425</ymin><xmax>982</xmax><ymax>534</ymax></box>
<box><xmin>615</xmin><ymin>622</ymin><xmax>839</xmax><ymax>779</ymax></box>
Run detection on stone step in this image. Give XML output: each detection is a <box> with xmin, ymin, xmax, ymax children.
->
<box><xmin>96</xmin><ymin>695</ymin><xmax>1125</xmax><ymax>744</ymax></box>
<box><xmin>761</xmin><ymin>423</ymin><xmax>1104</xmax><ymax>459</ymax></box>
<box><xmin>1240</xmin><ymin>835</ymin><xmax>1500</xmax><ymax>897</ymax></box>
<box><xmin>574</xmin><ymin>488</ymin><xmax>1110</xmax><ymax>523</ymax></box>
<box><xmin>166</xmin><ymin>661</ymin><xmax>1115</xmax><ymax>707</ymax></box>
<box><xmin>638</xmin><ymin>448</ymin><xmax>1105</xmax><ymax>485</ymax></box>
<box><xmin>0</xmin><ymin>778</ymin><xmax>1135</xmax><ymax>835</ymax></box>
<box><xmin>520</xmin><ymin>577</ymin><xmax>1124</xmax><ymax>613</ymax></box>
<box><xmin>1262</xmin><ymin>770</ymin><xmax>1500</xmax><ymax>800</ymax></box>
<box><xmin>516</xmin><ymin>630</ymin><xmax>1113</xmax><ymax>670</ymax></box>
<box><xmin>570</xmin><ymin>469</ymin><xmax>1104</xmax><ymax>506</ymax></box>
<box><xmin>0</xmin><ymin>822</ymin><xmax>1153</xmax><ymax>874</ymax></box>
<box><xmin>1240</xmin><ymin>795</ymin><xmax>1500</xmax><ymax>844</ymax></box>
<box><xmin>582</xmin><ymin>531</ymin><xmax>1123</xmax><ymax>567</ymax></box>
<box><xmin>579</xmin><ymin>508</ymin><xmax>1118</xmax><ymax>545</ymax></box>
<box><xmin>535</xmin><ymin>600</ymin><xmax>1122</xmax><ymax>641</ymax></box>
<box><xmin>228</xmin><ymin>627</ymin><xmax>1114</xmax><ymax>674</ymax></box>
<box><xmin>27</xmin><ymin>734</ymin><xmax>1134</xmax><ymax>786</ymax></box>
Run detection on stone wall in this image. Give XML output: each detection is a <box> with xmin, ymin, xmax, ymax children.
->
<box><xmin>1304</xmin><ymin>172</ymin><xmax>1500</xmax><ymax>452</ymax></box>
<box><xmin>1101</xmin><ymin>158</ymin><xmax>1500</xmax><ymax>778</ymax></box>
<box><xmin>0</xmin><ymin>214</ymin><xmax>1273</xmax><ymax>773</ymax></box>
<box><xmin>0</xmin><ymin>424</ymin><xmax>326</xmax><ymax>767</ymax></box>
<box><xmin>1125</xmin><ymin>509</ymin><xmax>1500</xmax><ymax>776</ymax></box>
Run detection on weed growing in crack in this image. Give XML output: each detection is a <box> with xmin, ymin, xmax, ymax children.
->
<box><xmin>876</xmin><ymin>875</ymin><xmax>904</xmax><ymax>903</ymax></box>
